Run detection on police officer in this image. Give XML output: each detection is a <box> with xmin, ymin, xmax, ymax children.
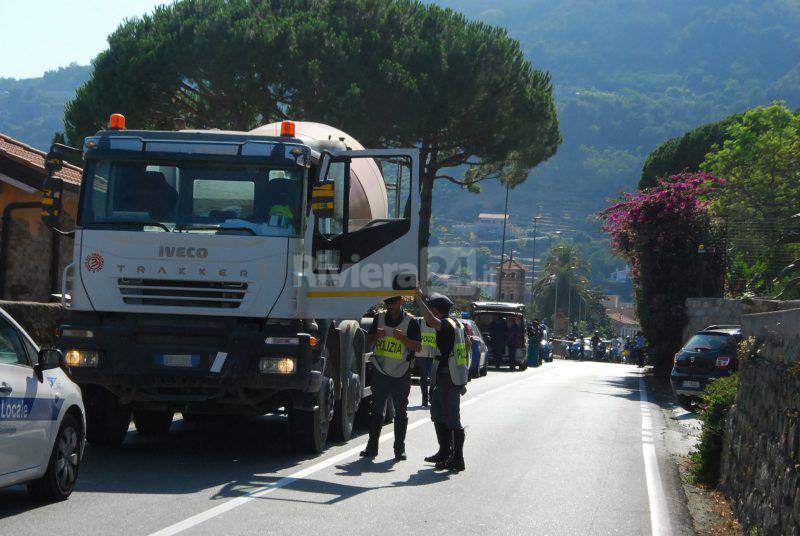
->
<box><xmin>414</xmin><ymin>290</ymin><xmax>469</xmax><ymax>472</ymax></box>
<box><xmin>416</xmin><ymin>316</ymin><xmax>437</xmax><ymax>407</ymax></box>
<box><xmin>361</xmin><ymin>296</ymin><xmax>422</xmax><ymax>461</ymax></box>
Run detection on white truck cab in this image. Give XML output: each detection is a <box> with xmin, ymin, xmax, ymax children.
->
<box><xmin>0</xmin><ymin>307</ymin><xmax>85</xmax><ymax>501</ymax></box>
<box><xmin>43</xmin><ymin>117</ymin><xmax>419</xmax><ymax>454</ymax></box>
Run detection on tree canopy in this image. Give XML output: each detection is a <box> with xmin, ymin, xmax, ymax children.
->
<box><xmin>64</xmin><ymin>0</ymin><xmax>561</xmax><ymax>254</ymax></box>
<box><xmin>638</xmin><ymin>113</ymin><xmax>742</xmax><ymax>189</ymax></box>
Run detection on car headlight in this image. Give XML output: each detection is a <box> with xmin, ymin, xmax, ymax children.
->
<box><xmin>259</xmin><ymin>357</ymin><xmax>296</xmax><ymax>374</ymax></box>
<box><xmin>64</xmin><ymin>349</ymin><xmax>100</xmax><ymax>367</ymax></box>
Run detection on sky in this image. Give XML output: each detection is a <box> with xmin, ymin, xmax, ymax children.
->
<box><xmin>0</xmin><ymin>0</ymin><xmax>172</xmax><ymax>79</ymax></box>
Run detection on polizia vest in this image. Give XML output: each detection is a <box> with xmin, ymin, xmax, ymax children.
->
<box><xmin>431</xmin><ymin>318</ymin><xmax>470</xmax><ymax>387</ymax></box>
<box><xmin>373</xmin><ymin>313</ymin><xmax>412</xmax><ymax>378</ymax></box>
<box><xmin>416</xmin><ymin>320</ymin><xmax>437</xmax><ymax>358</ymax></box>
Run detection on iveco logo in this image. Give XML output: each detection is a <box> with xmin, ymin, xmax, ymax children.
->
<box><xmin>158</xmin><ymin>246</ymin><xmax>209</xmax><ymax>259</ymax></box>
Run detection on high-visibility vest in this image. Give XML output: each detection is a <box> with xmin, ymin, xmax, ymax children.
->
<box><xmin>373</xmin><ymin>313</ymin><xmax>412</xmax><ymax>378</ymax></box>
<box><xmin>416</xmin><ymin>320</ymin><xmax>437</xmax><ymax>358</ymax></box>
<box><xmin>431</xmin><ymin>318</ymin><xmax>469</xmax><ymax>387</ymax></box>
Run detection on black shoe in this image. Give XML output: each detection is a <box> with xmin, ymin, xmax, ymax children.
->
<box><xmin>421</xmin><ymin>400</ymin><xmax>429</xmax><ymax>407</ymax></box>
<box><xmin>426</xmin><ymin>423</ymin><xmax>452</xmax><ymax>464</ymax></box>
<box><xmin>360</xmin><ymin>448</ymin><xmax>378</xmax><ymax>458</ymax></box>
<box><xmin>446</xmin><ymin>428</ymin><xmax>465</xmax><ymax>472</ymax></box>
<box><xmin>394</xmin><ymin>450</ymin><xmax>407</xmax><ymax>461</ymax></box>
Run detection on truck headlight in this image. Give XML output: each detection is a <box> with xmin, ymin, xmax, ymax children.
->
<box><xmin>64</xmin><ymin>349</ymin><xmax>100</xmax><ymax>367</ymax></box>
<box><xmin>259</xmin><ymin>357</ymin><xmax>296</xmax><ymax>374</ymax></box>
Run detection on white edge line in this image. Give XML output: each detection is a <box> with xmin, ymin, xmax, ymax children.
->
<box><xmin>639</xmin><ymin>375</ymin><xmax>672</xmax><ymax>536</ymax></box>
<box><xmin>148</xmin><ymin>367</ymin><xmax>556</xmax><ymax>536</ymax></box>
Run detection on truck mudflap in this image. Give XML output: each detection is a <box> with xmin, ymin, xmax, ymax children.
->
<box><xmin>57</xmin><ymin>315</ymin><xmax>324</xmax><ymax>408</ymax></box>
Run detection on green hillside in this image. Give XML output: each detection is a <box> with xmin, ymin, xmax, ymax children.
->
<box><xmin>432</xmin><ymin>0</ymin><xmax>800</xmax><ymax>231</ymax></box>
<box><xmin>0</xmin><ymin>64</ymin><xmax>92</xmax><ymax>150</ymax></box>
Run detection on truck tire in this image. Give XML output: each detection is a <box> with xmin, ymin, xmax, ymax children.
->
<box><xmin>85</xmin><ymin>386</ymin><xmax>131</xmax><ymax>447</ymax></box>
<box><xmin>677</xmin><ymin>395</ymin><xmax>695</xmax><ymax>412</ymax></box>
<box><xmin>133</xmin><ymin>410</ymin><xmax>174</xmax><ymax>436</ymax></box>
<box><xmin>27</xmin><ymin>413</ymin><xmax>82</xmax><ymax>502</ymax></box>
<box><xmin>330</xmin><ymin>326</ymin><xmax>362</xmax><ymax>442</ymax></box>
<box><xmin>290</xmin><ymin>376</ymin><xmax>334</xmax><ymax>454</ymax></box>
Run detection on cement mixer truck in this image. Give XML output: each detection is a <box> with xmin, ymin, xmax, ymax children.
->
<box><xmin>42</xmin><ymin>116</ymin><xmax>419</xmax><ymax>453</ymax></box>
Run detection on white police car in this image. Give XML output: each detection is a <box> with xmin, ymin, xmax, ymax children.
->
<box><xmin>0</xmin><ymin>307</ymin><xmax>85</xmax><ymax>501</ymax></box>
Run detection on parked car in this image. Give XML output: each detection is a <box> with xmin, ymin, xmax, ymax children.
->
<box><xmin>0</xmin><ymin>307</ymin><xmax>85</xmax><ymax>501</ymax></box>
<box><xmin>460</xmin><ymin>318</ymin><xmax>488</xmax><ymax>378</ymax></box>
<box><xmin>670</xmin><ymin>325</ymin><xmax>742</xmax><ymax>410</ymax></box>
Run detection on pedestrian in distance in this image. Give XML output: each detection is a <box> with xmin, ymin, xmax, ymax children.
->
<box><xmin>635</xmin><ymin>331</ymin><xmax>646</xmax><ymax>368</ymax></box>
<box><xmin>489</xmin><ymin>315</ymin><xmax>507</xmax><ymax>368</ymax></box>
<box><xmin>360</xmin><ymin>296</ymin><xmax>422</xmax><ymax>461</ymax></box>
<box><xmin>507</xmin><ymin>316</ymin><xmax>523</xmax><ymax>370</ymax></box>
<box><xmin>416</xmin><ymin>315</ymin><xmax>437</xmax><ymax>407</ymax></box>
<box><xmin>415</xmin><ymin>290</ymin><xmax>470</xmax><ymax>473</ymax></box>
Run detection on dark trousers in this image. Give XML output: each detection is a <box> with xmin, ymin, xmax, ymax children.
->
<box><xmin>370</xmin><ymin>371</ymin><xmax>411</xmax><ymax>452</ymax></box>
<box><xmin>430</xmin><ymin>370</ymin><xmax>462</xmax><ymax>431</ymax></box>
<box><xmin>418</xmin><ymin>357</ymin><xmax>432</xmax><ymax>403</ymax></box>
<box><xmin>492</xmin><ymin>340</ymin><xmax>506</xmax><ymax>366</ymax></box>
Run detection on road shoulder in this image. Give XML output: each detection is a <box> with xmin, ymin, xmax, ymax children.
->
<box><xmin>645</xmin><ymin>377</ymin><xmax>742</xmax><ymax>536</ymax></box>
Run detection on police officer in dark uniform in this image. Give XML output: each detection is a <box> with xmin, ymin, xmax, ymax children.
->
<box><xmin>414</xmin><ymin>289</ymin><xmax>470</xmax><ymax>472</ymax></box>
<box><xmin>360</xmin><ymin>296</ymin><xmax>422</xmax><ymax>461</ymax></box>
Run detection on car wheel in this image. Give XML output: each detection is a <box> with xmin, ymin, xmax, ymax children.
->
<box><xmin>133</xmin><ymin>410</ymin><xmax>174</xmax><ymax>436</ymax></box>
<box><xmin>27</xmin><ymin>414</ymin><xmax>82</xmax><ymax>502</ymax></box>
<box><xmin>677</xmin><ymin>395</ymin><xmax>695</xmax><ymax>412</ymax></box>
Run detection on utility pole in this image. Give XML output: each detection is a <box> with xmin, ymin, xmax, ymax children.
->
<box><xmin>528</xmin><ymin>215</ymin><xmax>542</xmax><ymax>318</ymax></box>
<box><xmin>497</xmin><ymin>182</ymin><xmax>510</xmax><ymax>300</ymax></box>
<box><xmin>552</xmin><ymin>275</ymin><xmax>559</xmax><ymax>334</ymax></box>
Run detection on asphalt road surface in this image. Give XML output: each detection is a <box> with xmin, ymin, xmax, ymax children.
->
<box><xmin>0</xmin><ymin>361</ymin><xmax>694</xmax><ymax>535</ymax></box>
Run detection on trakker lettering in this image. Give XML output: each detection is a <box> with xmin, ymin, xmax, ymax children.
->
<box><xmin>159</xmin><ymin>246</ymin><xmax>209</xmax><ymax>259</ymax></box>
<box><xmin>116</xmin><ymin>265</ymin><xmax>248</xmax><ymax>278</ymax></box>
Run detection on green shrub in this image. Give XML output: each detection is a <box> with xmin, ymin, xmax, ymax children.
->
<box><xmin>689</xmin><ymin>374</ymin><xmax>739</xmax><ymax>485</ymax></box>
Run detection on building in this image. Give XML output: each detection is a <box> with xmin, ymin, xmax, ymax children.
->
<box><xmin>607</xmin><ymin>306</ymin><xmax>641</xmax><ymax>338</ymax></box>
<box><xmin>477</xmin><ymin>213</ymin><xmax>508</xmax><ymax>235</ymax></box>
<box><xmin>429</xmin><ymin>272</ymin><xmax>482</xmax><ymax>301</ymax></box>
<box><xmin>494</xmin><ymin>258</ymin><xmax>526</xmax><ymax>302</ymax></box>
<box><xmin>0</xmin><ymin>133</ymin><xmax>82</xmax><ymax>301</ymax></box>
<box><xmin>608</xmin><ymin>265</ymin><xmax>632</xmax><ymax>283</ymax></box>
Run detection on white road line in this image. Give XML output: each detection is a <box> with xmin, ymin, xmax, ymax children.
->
<box><xmin>639</xmin><ymin>376</ymin><xmax>672</xmax><ymax>536</ymax></box>
<box><xmin>147</xmin><ymin>368</ymin><xmax>553</xmax><ymax>536</ymax></box>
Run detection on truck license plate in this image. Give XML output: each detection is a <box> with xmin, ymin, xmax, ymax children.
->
<box><xmin>682</xmin><ymin>380</ymin><xmax>700</xmax><ymax>388</ymax></box>
<box><xmin>159</xmin><ymin>354</ymin><xmax>200</xmax><ymax>368</ymax></box>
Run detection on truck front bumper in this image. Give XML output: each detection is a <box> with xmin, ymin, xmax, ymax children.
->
<box><xmin>57</xmin><ymin>315</ymin><xmax>323</xmax><ymax>410</ymax></box>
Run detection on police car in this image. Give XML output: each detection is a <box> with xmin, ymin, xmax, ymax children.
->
<box><xmin>0</xmin><ymin>307</ymin><xmax>85</xmax><ymax>501</ymax></box>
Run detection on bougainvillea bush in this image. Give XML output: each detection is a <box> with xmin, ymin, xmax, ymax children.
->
<box><xmin>599</xmin><ymin>173</ymin><xmax>726</xmax><ymax>381</ymax></box>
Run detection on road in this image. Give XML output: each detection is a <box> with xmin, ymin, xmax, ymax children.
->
<box><xmin>0</xmin><ymin>361</ymin><xmax>693</xmax><ymax>535</ymax></box>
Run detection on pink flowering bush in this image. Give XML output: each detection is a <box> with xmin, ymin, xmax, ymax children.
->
<box><xmin>599</xmin><ymin>173</ymin><xmax>725</xmax><ymax>381</ymax></box>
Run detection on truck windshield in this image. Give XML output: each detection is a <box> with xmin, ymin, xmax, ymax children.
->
<box><xmin>79</xmin><ymin>159</ymin><xmax>304</xmax><ymax>236</ymax></box>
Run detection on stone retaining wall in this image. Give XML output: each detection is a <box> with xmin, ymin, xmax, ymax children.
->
<box><xmin>721</xmin><ymin>308</ymin><xmax>800</xmax><ymax>536</ymax></box>
<box><xmin>683</xmin><ymin>298</ymin><xmax>800</xmax><ymax>344</ymax></box>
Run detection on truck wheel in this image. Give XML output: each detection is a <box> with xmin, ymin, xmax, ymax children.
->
<box><xmin>133</xmin><ymin>410</ymin><xmax>174</xmax><ymax>436</ymax></box>
<box><xmin>290</xmin><ymin>376</ymin><xmax>333</xmax><ymax>454</ymax></box>
<box><xmin>330</xmin><ymin>371</ymin><xmax>359</xmax><ymax>442</ymax></box>
<box><xmin>85</xmin><ymin>387</ymin><xmax>131</xmax><ymax>447</ymax></box>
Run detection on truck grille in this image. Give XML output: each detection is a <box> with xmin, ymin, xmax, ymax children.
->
<box><xmin>118</xmin><ymin>278</ymin><xmax>247</xmax><ymax>309</ymax></box>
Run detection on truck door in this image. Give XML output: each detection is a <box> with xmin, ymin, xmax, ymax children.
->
<box><xmin>300</xmin><ymin>149</ymin><xmax>419</xmax><ymax>319</ymax></box>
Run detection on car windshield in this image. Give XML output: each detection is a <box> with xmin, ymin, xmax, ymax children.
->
<box><xmin>683</xmin><ymin>333</ymin><xmax>731</xmax><ymax>351</ymax></box>
<box><xmin>80</xmin><ymin>159</ymin><xmax>304</xmax><ymax>237</ymax></box>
